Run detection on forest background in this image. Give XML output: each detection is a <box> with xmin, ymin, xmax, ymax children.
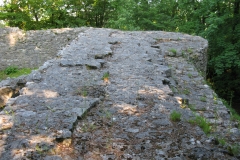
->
<box><xmin>0</xmin><ymin>0</ymin><xmax>240</xmax><ymax>112</ymax></box>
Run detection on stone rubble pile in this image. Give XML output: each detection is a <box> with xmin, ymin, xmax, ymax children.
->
<box><xmin>0</xmin><ymin>28</ymin><xmax>239</xmax><ymax>159</ymax></box>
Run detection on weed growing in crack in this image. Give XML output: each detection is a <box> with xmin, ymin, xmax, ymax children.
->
<box><xmin>104</xmin><ymin>110</ymin><xmax>112</xmax><ymax>120</ymax></box>
<box><xmin>102</xmin><ymin>72</ymin><xmax>110</xmax><ymax>82</ymax></box>
<box><xmin>182</xmin><ymin>89</ymin><xmax>190</xmax><ymax>95</ymax></box>
<box><xmin>200</xmin><ymin>95</ymin><xmax>207</xmax><ymax>102</ymax></box>
<box><xmin>81</xmin><ymin>123</ymin><xmax>96</xmax><ymax>132</ymax></box>
<box><xmin>168</xmin><ymin>48</ymin><xmax>177</xmax><ymax>56</ymax></box>
<box><xmin>218</xmin><ymin>138</ymin><xmax>226</xmax><ymax>146</ymax></box>
<box><xmin>188</xmin><ymin>115</ymin><xmax>211</xmax><ymax>134</ymax></box>
<box><xmin>188</xmin><ymin>73</ymin><xmax>193</xmax><ymax>78</ymax></box>
<box><xmin>228</xmin><ymin>144</ymin><xmax>240</xmax><ymax>156</ymax></box>
<box><xmin>187</xmin><ymin>48</ymin><xmax>193</xmax><ymax>54</ymax></box>
<box><xmin>170</xmin><ymin>110</ymin><xmax>181</xmax><ymax>122</ymax></box>
<box><xmin>188</xmin><ymin>104</ymin><xmax>196</xmax><ymax>111</ymax></box>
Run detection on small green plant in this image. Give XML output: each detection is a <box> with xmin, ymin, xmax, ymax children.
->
<box><xmin>228</xmin><ymin>144</ymin><xmax>240</xmax><ymax>156</ymax></box>
<box><xmin>187</xmin><ymin>48</ymin><xmax>193</xmax><ymax>53</ymax></box>
<box><xmin>81</xmin><ymin>123</ymin><xmax>96</xmax><ymax>132</ymax></box>
<box><xmin>4</xmin><ymin>66</ymin><xmax>18</xmax><ymax>75</ymax></box>
<box><xmin>82</xmin><ymin>90</ymin><xmax>88</xmax><ymax>97</ymax></box>
<box><xmin>104</xmin><ymin>110</ymin><xmax>112</xmax><ymax>119</ymax></box>
<box><xmin>200</xmin><ymin>96</ymin><xmax>207</xmax><ymax>102</ymax></box>
<box><xmin>188</xmin><ymin>73</ymin><xmax>193</xmax><ymax>78</ymax></box>
<box><xmin>182</xmin><ymin>51</ymin><xmax>187</xmax><ymax>57</ymax></box>
<box><xmin>170</xmin><ymin>110</ymin><xmax>181</xmax><ymax>122</ymax></box>
<box><xmin>182</xmin><ymin>89</ymin><xmax>190</xmax><ymax>95</ymax></box>
<box><xmin>189</xmin><ymin>115</ymin><xmax>211</xmax><ymax>134</ymax></box>
<box><xmin>188</xmin><ymin>104</ymin><xmax>196</xmax><ymax>111</ymax></box>
<box><xmin>102</xmin><ymin>72</ymin><xmax>110</xmax><ymax>81</ymax></box>
<box><xmin>0</xmin><ymin>67</ymin><xmax>33</xmax><ymax>81</ymax></box>
<box><xmin>169</xmin><ymin>48</ymin><xmax>177</xmax><ymax>56</ymax></box>
<box><xmin>218</xmin><ymin>138</ymin><xmax>226</xmax><ymax>146</ymax></box>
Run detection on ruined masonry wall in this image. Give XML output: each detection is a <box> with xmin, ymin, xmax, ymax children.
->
<box><xmin>0</xmin><ymin>27</ymin><xmax>86</xmax><ymax>70</ymax></box>
<box><xmin>0</xmin><ymin>27</ymin><xmax>208</xmax><ymax>75</ymax></box>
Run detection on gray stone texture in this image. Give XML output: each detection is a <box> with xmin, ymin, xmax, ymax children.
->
<box><xmin>0</xmin><ymin>27</ymin><xmax>87</xmax><ymax>70</ymax></box>
<box><xmin>0</xmin><ymin>28</ymin><xmax>239</xmax><ymax>159</ymax></box>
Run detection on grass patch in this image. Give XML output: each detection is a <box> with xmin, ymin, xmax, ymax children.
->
<box><xmin>102</xmin><ymin>72</ymin><xmax>110</xmax><ymax>82</ymax></box>
<box><xmin>188</xmin><ymin>115</ymin><xmax>211</xmax><ymax>134</ymax></box>
<box><xmin>218</xmin><ymin>138</ymin><xmax>226</xmax><ymax>146</ymax></box>
<box><xmin>188</xmin><ymin>104</ymin><xmax>196</xmax><ymax>111</ymax></box>
<box><xmin>187</xmin><ymin>48</ymin><xmax>193</xmax><ymax>53</ymax></box>
<box><xmin>81</xmin><ymin>123</ymin><xmax>97</xmax><ymax>132</ymax></box>
<box><xmin>188</xmin><ymin>73</ymin><xmax>193</xmax><ymax>78</ymax></box>
<box><xmin>170</xmin><ymin>110</ymin><xmax>181</xmax><ymax>122</ymax></box>
<box><xmin>228</xmin><ymin>144</ymin><xmax>240</xmax><ymax>156</ymax></box>
<box><xmin>168</xmin><ymin>48</ymin><xmax>177</xmax><ymax>56</ymax></box>
<box><xmin>0</xmin><ymin>66</ymin><xmax>33</xmax><ymax>81</ymax></box>
<box><xmin>200</xmin><ymin>96</ymin><xmax>207</xmax><ymax>102</ymax></box>
<box><xmin>182</xmin><ymin>89</ymin><xmax>190</xmax><ymax>95</ymax></box>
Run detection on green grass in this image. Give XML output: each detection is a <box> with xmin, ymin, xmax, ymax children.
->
<box><xmin>182</xmin><ymin>89</ymin><xmax>190</xmax><ymax>95</ymax></box>
<box><xmin>188</xmin><ymin>104</ymin><xmax>196</xmax><ymax>111</ymax></box>
<box><xmin>0</xmin><ymin>67</ymin><xmax>33</xmax><ymax>81</ymax></box>
<box><xmin>228</xmin><ymin>144</ymin><xmax>240</xmax><ymax>156</ymax></box>
<box><xmin>200</xmin><ymin>96</ymin><xmax>207</xmax><ymax>102</ymax></box>
<box><xmin>170</xmin><ymin>110</ymin><xmax>181</xmax><ymax>122</ymax></box>
<box><xmin>169</xmin><ymin>48</ymin><xmax>177</xmax><ymax>56</ymax></box>
<box><xmin>187</xmin><ymin>48</ymin><xmax>193</xmax><ymax>53</ymax></box>
<box><xmin>188</xmin><ymin>73</ymin><xmax>193</xmax><ymax>78</ymax></box>
<box><xmin>188</xmin><ymin>115</ymin><xmax>211</xmax><ymax>134</ymax></box>
<box><xmin>218</xmin><ymin>138</ymin><xmax>226</xmax><ymax>146</ymax></box>
<box><xmin>102</xmin><ymin>72</ymin><xmax>110</xmax><ymax>81</ymax></box>
<box><xmin>81</xmin><ymin>123</ymin><xmax>96</xmax><ymax>132</ymax></box>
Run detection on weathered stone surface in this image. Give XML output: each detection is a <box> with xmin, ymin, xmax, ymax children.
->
<box><xmin>0</xmin><ymin>27</ymin><xmax>87</xmax><ymax>70</ymax></box>
<box><xmin>0</xmin><ymin>28</ymin><xmax>239</xmax><ymax>160</ymax></box>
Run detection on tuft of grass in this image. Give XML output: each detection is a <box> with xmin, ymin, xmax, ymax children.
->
<box><xmin>183</xmin><ymin>89</ymin><xmax>190</xmax><ymax>95</ymax></box>
<box><xmin>200</xmin><ymin>96</ymin><xmax>207</xmax><ymax>102</ymax></box>
<box><xmin>81</xmin><ymin>123</ymin><xmax>96</xmax><ymax>132</ymax></box>
<box><xmin>218</xmin><ymin>138</ymin><xmax>226</xmax><ymax>146</ymax></box>
<box><xmin>189</xmin><ymin>115</ymin><xmax>211</xmax><ymax>134</ymax></box>
<box><xmin>169</xmin><ymin>48</ymin><xmax>177</xmax><ymax>56</ymax></box>
<box><xmin>188</xmin><ymin>104</ymin><xmax>196</xmax><ymax>111</ymax></box>
<box><xmin>170</xmin><ymin>110</ymin><xmax>181</xmax><ymax>122</ymax></box>
<box><xmin>102</xmin><ymin>72</ymin><xmax>110</xmax><ymax>81</ymax></box>
<box><xmin>0</xmin><ymin>67</ymin><xmax>33</xmax><ymax>81</ymax></box>
<box><xmin>228</xmin><ymin>144</ymin><xmax>240</xmax><ymax>156</ymax></box>
<box><xmin>4</xmin><ymin>66</ymin><xmax>18</xmax><ymax>75</ymax></box>
<box><xmin>187</xmin><ymin>48</ymin><xmax>193</xmax><ymax>53</ymax></box>
<box><xmin>188</xmin><ymin>73</ymin><xmax>193</xmax><ymax>78</ymax></box>
<box><xmin>82</xmin><ymin>89</ymin><xmax>88</xmax><ymax>97</ymax></box>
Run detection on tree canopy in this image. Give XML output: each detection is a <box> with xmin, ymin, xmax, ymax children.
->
<box><xmin>1</xmin><ymin>0</ymin><xmax>240</xmax><ymax>108</ymax></box>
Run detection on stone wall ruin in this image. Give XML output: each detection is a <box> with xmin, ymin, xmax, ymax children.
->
<box><xmin>0</xmin><ymin>27</ymin><xmax>87</xmax><ymax>70</ymax></box>
<box><xmin>0</xmin><ymin>27</ymin><xmax>207</xmax><ymax>77</ymax></box>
